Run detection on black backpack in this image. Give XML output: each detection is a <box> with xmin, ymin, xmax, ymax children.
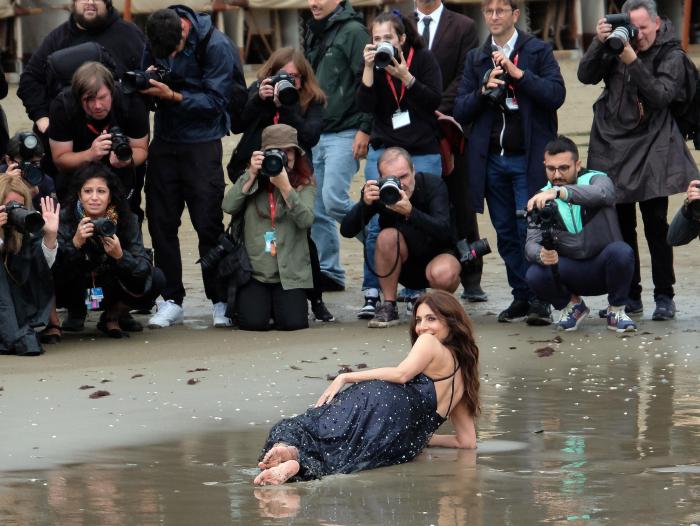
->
<box><xmin>46</xmin><ymin>42</ymin><xmax>118</xmax><ymax>98</ymax></box>
<box><xmin>194</xmin><ymin>25</ymin><xmax>248</xmax><ymax>134</ymax></box>
<box><xmin>653</xmin><ymin>41</ymin><xmax>700</xmax><ymax>149</ymax></box>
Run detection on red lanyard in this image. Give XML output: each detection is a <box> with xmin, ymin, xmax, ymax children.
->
<box><xmin>268</xmin><ymin>188</ymin><xmax>277</xmax><ymax>230</ymax></box>
<box><xmin>87</xmin><ymin>123</ymin><xmax>110</xmax><ymax>136</ymax></box>
<box><xmin>273</xmin><ymin>111</ymin><xmax>280</xmax><ymax>124</ymax></box>
<box><xmin>508</xmin><ymin>54</ymin><xmax>519</xmax><ymax>100</ymax></box>
<box><xmin>385</xmin><ymin>47</ymin><xmax>415</xmax><ymax>110</ymax></box>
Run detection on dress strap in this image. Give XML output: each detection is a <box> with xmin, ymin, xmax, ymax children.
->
<box><xmin>432</xmin><ymin>354</ymin><xmax>459</xmax><ymax>417</ymax></box>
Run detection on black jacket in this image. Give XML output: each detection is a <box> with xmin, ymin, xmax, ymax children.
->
<box><xmin>357</xmin><ymin>47</ymin><xmax>442</xmax><ymax>154</ymax></box>
<box><xmin>340</xmin><ymin>171</ymin><xmax>453</xmax><ymax>249</ymax></box>
<box><xmin>668</xmin><ymin>204</ymin><xmax>700</xmax><ymax>246</ymax></box>
<box><xmin>228</xmin><ymin>82</ymin><xmax>323</xmax><ymax>180</ymax></box>
<box><xmin>18</xmin><ymin>10</ymin><xmax>145</xmax><ymax>122</ymax></box>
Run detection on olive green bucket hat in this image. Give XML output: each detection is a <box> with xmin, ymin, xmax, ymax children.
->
<box><xmin>261</xmin><ymin>124</ymin><xmax>306</xmax><ymax>157</ymax></box>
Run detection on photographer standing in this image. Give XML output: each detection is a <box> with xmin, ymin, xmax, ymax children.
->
<box><xmin>0</xmin><ymin>178</ymin><xmax>59</xmax><ymax>356</ymax></box>
<box><xmin>141</xmin><ymin>6</ymin><xmax>237</xmax><ymax>329</ymax></box>
<box><xmin>524</xmin><ymin>137</ymin><xmax>637</xmax><ymax>333</ymax></box>
<box><xmin>578</xmin><ymin>0</ymin><xmax>698</xmax><ymax>321</ymax></box>
<box><xmin>49</xmin><ymin>62</ymin><xmax>148</xmax><ymax>215</ymax></box>
<box><xmin>222</xmin><ymin>125</ymin><xmax>315</xmax><ymax>332</ymax></box>
<box><xmin>667</xmin><ymin>181</ymin><xmax>700</xmax><ymax>246</ymax></box>
<box><xmin>53</xmin><ymin>163</ymin><xmax>163</xmax><ymax>338</ymax></box>
<box><xmin>454</xmin><ymin>0</ymin><xmax>565</xmax><ymax>326</ymax></box>
<box><xmin>355</xmin><ymin>10</ymin><xmax>443</xmax><ymax>319</ymax></box>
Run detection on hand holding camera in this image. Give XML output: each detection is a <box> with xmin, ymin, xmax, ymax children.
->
<box><xmin>101</xmin><ymin>234</ymin><xmax>123</xmax><ymax>260</ymax></box>
<box><xmin>73</xmin><ymin>217</ymin><xmax>95</xmax><ymax>248</ymax></box>
<box><xmin>258</xmin><ymin>78</ymin><xmax>275</xmax><ymax>101</ymax></box>
<box><xmin>90</xmin><ymin>132</ymin><xmax>112</xmax><ymax>161</ymax></box>
<box><xmin>384</xmin><ymin>47</ymin><xmax>412</xmax><ymax>85</ymax></box>
<box><xmin>527</xmin><ymin>189</ymin><xmax>559</xmax><ymax>212</ymax></box>
<box><xmin>362</xmin><ymin>180</ymin><xmax>381</xmax><ymax>206</ymax></box>
<box><xmin>363</xmin><ymin>43</ymin><xmax>377</xmax><ymax>68</ymax></box>
<box><xmin>491</xmin><ymin>50</ymin><xmax>523</xmax><ymax>81</ymax></box>
<box><xmin>539</xmin><ymin>247</ymin><xmax>559</xmax><ymax>266</ymax></box>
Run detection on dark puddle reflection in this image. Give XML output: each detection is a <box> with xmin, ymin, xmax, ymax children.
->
<box><xmin>4</xmin><ymin>347</ymin><xmax>700</xmax><ymax>524</ymax></box>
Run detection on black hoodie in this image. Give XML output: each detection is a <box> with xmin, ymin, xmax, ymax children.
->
<box><xmin>18</xmin><ymin>9</ymin><xmax>145</xmax><ymax>122</ymax></box>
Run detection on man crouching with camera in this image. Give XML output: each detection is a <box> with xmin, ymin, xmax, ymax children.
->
<box><xmin>524</xmin><ymin>136</ymin><xmax>637</xmax><ymax>333</ymax></box>
<box><xmin>0</xmin><ymin>177</ymin><xmax>59</xmax><ymax>356</ymax></box>
<box><xmin>667</xmin><ymin>180</ymin><xmax>700</xmax><ymax>246</ymax></box>
<box><xmin>341</xmin><ymin>147</ymin><xmax>461</xmax><ymax>328</ymax></box>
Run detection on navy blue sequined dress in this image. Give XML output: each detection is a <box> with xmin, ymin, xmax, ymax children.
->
<box><xmin>260</xmin><ymin>372</ymin><xmax>457</xmax><ymax>480</ymax></box>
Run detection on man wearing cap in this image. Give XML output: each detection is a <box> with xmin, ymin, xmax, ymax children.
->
<box><xmin>223</xmin><ymin>124</ymin><xmax>316</xmax><ymax>331</ymax></box>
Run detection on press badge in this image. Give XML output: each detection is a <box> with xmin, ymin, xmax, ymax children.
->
<box><xmin>392</xmin><ymin>110</ymin><xmax>411</xmax><ymax>130</ymax></box>
<box><xmin>85</xmin><ymin>287</ymin><xmax>104</xmax><ymax>310</ymax></box>
<box><xmin>264</xmin><ymin>231</ymin><xmax>277</xmax><ymax>255</ymax></box>
<box><xmin>505</xmin><ymin>97</ymin><xmax>519</xmax><ymax>111</ymax></box>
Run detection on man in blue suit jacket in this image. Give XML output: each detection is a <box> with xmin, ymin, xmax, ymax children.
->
<box><xmin>454</xmin><ymin>0</ymin><xmax>565</xmax><ymax>326</ymax></box>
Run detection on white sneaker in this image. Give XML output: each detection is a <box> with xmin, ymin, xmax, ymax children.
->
<box><xmin>212</xmin><ymin>302</ymin><xmax>232</xmax><ymax>327</ymax></box>
<box><xmin>148</xmin><ymin>300</ymin><xmax>184</xmax><ymax>329</ymax></box>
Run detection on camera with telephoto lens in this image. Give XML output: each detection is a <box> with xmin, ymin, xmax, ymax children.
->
<box><xmin>89</xmin><ymin>217</ymin><xmax>117</xmax><ymax>238</ymax></box>
<box><xmin>374</xmin><ymin>41</ymin><xmax>399</xmax><ymax>69</ymax></box>
<box><xmin>109</xmin><ymin>127</ymin><xmax>132</xmax><ymax>162</ymax></box>
<box><xmin>197</xmin><ymin>233</ymin><xmax>236</xmax><ymax>272</ymax></box>
<box><xmin>377</xmin><ymin>176</ymin><xmax>402</xmax><ymax>205</ymax></box>
<box><xmin>4</xmin><ymin>200</ymin><xmax>45</xmax><ymax>235</ymax></box>
<box><xmin>121</xmin><ymin>65</ymin><xmax>172</xmax><ymax>95</ymax></box>
<box><xmin>456</xmin><ymin>238</ymin><xmax>492</xmax><ymax>265</ymax></box>
<box><xmin>261</xmin><ymin>148</ymin><xmax>288</xmax><ymax>177</ymax></box>
<box><xmin>17</xmin><ymin>132</ymin><xmax>45</xmax><ymax>186</ymax></box>
<box><xmin>268</xmin><ymin>70</ymin><xmax>299</xmax><ymax>106</ymax></box>
<box><xmin>603</xmin><ymin>14</ymin><xmax>639</xmax><ymax>55</ymax></box>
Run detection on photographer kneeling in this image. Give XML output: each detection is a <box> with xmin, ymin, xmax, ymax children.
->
<box><xmin>524</xmin><ymin>136</ymin><xmax>637</xmax><ymax>333</ymax></box>
<box><xmin>222</xmin><ymin>124</ymin><xmax>315</xmax><ymax>331</ymax></box>
<box><xmin>0</xmin><ymin>177</ymin><xmax>59</xmax><ymax>356</ymax></box>
<box><xmin>54</xmin><ymin>162</ymin><xmax>164</xmax><ymax>338</ymax></box>
<box><xmin>2</xmin><ymin>131</ymin><xmax>57</xmax><ymax>208</ymax></box>
<box><xmin>341</xmin><ymin>147</ymin><xmax>461</xmax><ymax>328</ymax></box>
<box><xmin>667</xmin><ymin>180</ymin><xmax>700</xmax><ymax>246</ymax></box>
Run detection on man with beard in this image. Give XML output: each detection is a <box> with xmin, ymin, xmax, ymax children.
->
<box><xmin>18</xmin><ymin>0</ymin><xmax>145</xmax><ymax>185</ymax></box>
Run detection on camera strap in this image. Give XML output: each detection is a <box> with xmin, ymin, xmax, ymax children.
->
<box><xmin>385</xmin><ymin>47</ymin><xmax>415</xmax><ymax>110</ymax></box>
<box><xmin>86</xmin><ymin>123</ymin><xmax>111</xmax><ymax>136</ymax></box>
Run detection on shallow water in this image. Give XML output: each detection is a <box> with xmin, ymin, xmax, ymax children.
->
<box><xmin>4</xmin><ymin>328</ymin><xmax>700</xmax><ymax>525</ymax></box>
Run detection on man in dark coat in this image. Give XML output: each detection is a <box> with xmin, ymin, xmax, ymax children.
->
<box><xmin>577</xmin><ymin>0</ymin><xmax>698</xmax><ymax>321</ymax></box>
<box><xmin>18</xmin><ymin>0</ymin><xmax>145</xmax><ymax>138</ymax></box>
<box><xmin>454</xmin><ymin>0</ymin><xmax>565</xmax><ymax>325</ymax></box>
<box><xmin>415</xmin><ymin>0</ymin><xmax>486</xmax><ymax>302</ymax></box>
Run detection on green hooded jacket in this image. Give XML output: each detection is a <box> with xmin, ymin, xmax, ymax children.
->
<box><xmin>304</xmin><ymin>1</ymin><xmax>372</xmax><ymax>134</ymax></box>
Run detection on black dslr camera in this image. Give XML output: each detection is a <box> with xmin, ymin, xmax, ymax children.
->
<box><xmin>377</xmin><ymin>176</ymin><xmax>402</xmax><ymax>205</ymax></box>
<box><xmin>482</xmin><ymin>45</ymin><xmax>509</xmax><ymax>109</ymax></box>
<box><xmin>109</xmin><ymin>127</ymin><xmax>132</xmax><ymax>162</ymax></box>
<box><xmin>456</xmin><ymin>238</ymin><xmax>492</xmax><ymax>265</ymax></box>
<box><xmin>5</xmin><ymin>201</ymin><xmax>45</xmax><ymax>235</ymax></box>
<box><xmin>17</xmin><ymin>132</ymin><xmax>45</xmax><ymax>186</ymax></box>
<box><xmin>268</xmin><ymin>70</ymin><xmax>299</xmax><ymax>106</ymax></box>
<box><xmin>121</xmin><ymin>65</ymin><xmax>172</xmax><ymax>95</ymax></box>
<box><xmin>261</xmin><ymin>149</ymin><xmax>288</xmax><ymax>177</ymax></box>
<box><xmin>89</xmin><ymin>218</ymin><xmax>117</xmax><ymax>237</ymax></box>
<box><xmin>515</xmin><ymin>199</ymin><xmax>560</xmax><ymax>227</ymax></box>
<box><xmin>374</xmin><ymin>41</ymin><xmax>399</xmax><ymax>69</ymax></box>
<box><xmin>604</xmin><ymin>14</ymin><xmax>639</xmax><ymax>55</ymax></box>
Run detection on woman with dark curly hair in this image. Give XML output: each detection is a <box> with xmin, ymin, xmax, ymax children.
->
<box><xmin>253</xmin><ymin>290</ymin><xmax>479</xmax><ymax>485</ymax></box>
<box><xmin>53</xmin><ymin>162</ymin><xmax>163</xmax><ymax>338</ymax></box>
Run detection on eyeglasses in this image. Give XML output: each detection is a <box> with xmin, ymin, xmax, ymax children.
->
<box><xmin>482</xmin><ymin>8</ymin><xmax>514</xmax><ymax>19</ymax></box>
<box><xmin>77</xmin><ymin>0</ymin><xmax>105</xmax><ymax>5</ymax></box>
<box><xmin>544</xmin><ymin>164</ymin><xmax>572</xmax><ymax>175</ymax></box>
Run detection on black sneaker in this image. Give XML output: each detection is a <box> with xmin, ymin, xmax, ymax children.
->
<box><xmin>598</xmin><ymin>298</ymin><xmax>643</xmax><ymax>318</ymax></box>
<box><xmin>526</xmin><ymin>300</ymin><xmax>552</xmax><ymax>326</ymax></box>
<box><xmin>368</xmin><ymin>302</ymin><xmax>400</xmax><ymax>328</ymax></box>
<box><xmin>357</xmin><ymin>295</ymin><xmax>380</xmax><ymax>319</ymax></box>
<box><xmin>461</xmin><ymin>286</ymin><xmax>488</xmax><ymax>302</ymax></box>
<box><xmin>497</xmin><ymin>300</ymin><xmax>530</xmax><ymax>323</ymax></box>
<box><xmin>652</xmin><ymin>294</ymin><xmax>675</xmax><ymax>321</ymax></box>
<box><xmin>311</xmin><ymin>300</ymin><xmax>335</xmax><ymax>322</ymax></box>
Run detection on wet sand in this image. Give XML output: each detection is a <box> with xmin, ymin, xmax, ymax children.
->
<box><xmin>3</xmin><ymin>54</ymin><xmax>700</xmax><ymax>523</ymax></box>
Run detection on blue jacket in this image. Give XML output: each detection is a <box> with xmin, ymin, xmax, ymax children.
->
<box><xmin>142</xmin><ymin>5</ymin><xmax>235</xmax><ymax>143</ymax></box>
<box><xmin>454</xmin><ymin>33</ymin><xmax>565</xmax><ymax>213</ymax></box>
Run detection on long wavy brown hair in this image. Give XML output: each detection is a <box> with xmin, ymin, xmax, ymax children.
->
<box><xmin>0</xmin><ymin>175</ymin><xmax>35</xmax><ymax>255</ymax></box>
<box><xmin>256</xmin><ymin>47</ymin><xmax>326</xmax><ymax>114</ymax></box>
<box><xmin>409</xmin><ymin>291</ymin><xmax>481</xmax><ymax>417</ymax></box>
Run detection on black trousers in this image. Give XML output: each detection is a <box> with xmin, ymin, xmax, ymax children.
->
<box><xmin>145</xmin><ymin>137</ymin><xmax>225</xmax><ymax>304</ymax></box>
<box><xmin>444</xmin><ymin>147</ymin><xmax>483</xmax><ymax>288</ymax></box>
<box><xmin>236</xmin><ymin>278</ymin><xmax>309</xmax><ymax>331</ymax></box>
<box><xmin>616</xmin><ymin>197</ymin><xmax>675</xmax><ymax>300</ymax></box>
<box><xmin>306</xmin><ymin>233</ymin><xmax>324</xmax><ymax>303</ymax></box>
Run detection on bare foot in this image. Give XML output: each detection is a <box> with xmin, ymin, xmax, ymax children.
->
<box><xmin>258</xmin><ymin>444</ymin><xmax>299</xmax><ymax>469</ymax></box>
<box><xmin>253</xmin><ymin>460</ymin><xmax>300</xmax><ymax>485</ymax></box>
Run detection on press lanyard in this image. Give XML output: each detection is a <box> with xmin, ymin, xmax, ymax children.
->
<box><xmin>385</xmin><ymin>47</ymin><xmax>415</xmax><ymax>110</ymax></box>
<box><xmin>267</xmin><ymin>188</ymin><xmax>277</xmax><ymax>257</ymax></box>
<box><xmin>87</xmin><ymin>123</ymin><xmax>110</xmax><ymax>136</ymax></box>
<box><xmin>273</xmin><ymin>112</ymin><xmax>280</xmax><ymax>124</ymax></box>
<box><xmin>268</xmin><ymin>189</ymin><xmax>277</xmax><ymax>230</ymax></box>
<box><xmin>508</xmin><ymin>54</ymin><xmax>519</xmax><ymax>101</ymax></box>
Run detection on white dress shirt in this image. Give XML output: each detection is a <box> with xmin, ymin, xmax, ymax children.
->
<box><xmin>416</xmin><ymin>2</ymin><xmax>445</xmax><ymax>50</ymax></box>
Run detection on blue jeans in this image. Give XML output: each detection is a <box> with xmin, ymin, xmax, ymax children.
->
<box><xmin>361</xmin><ymin>146</ymin><xmax>443</xmax><ymax>291</ymax></box>
<box><xmin>310</xmin><ymin>129</ymin><xmax>359</xmax><ymax>286</ymax></box>
<box><xmin>526</xmin><ymin>241</ymin><xmax>634</xmax><ymax>309</ymax></box>
<box><xmin>485</xmin><ymin>154</ymin><xmax>531</xmax><ymax>302</ymax></box>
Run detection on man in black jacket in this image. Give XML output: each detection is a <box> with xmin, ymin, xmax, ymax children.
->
<box><xmin>341</xmin><ymin>147</ymin><xmax>461</xmax><ymax>328</ymax></box>
<box><xmin>18</xmin><ymin>0</ymin><xmax>145</xmax><ymax>138</ymax></box>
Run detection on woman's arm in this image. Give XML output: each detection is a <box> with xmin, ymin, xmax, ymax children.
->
<box><xmin>315</xmin><ymin>333</ymin><xmax>439</xmax><ymax>406</ymax></box>
<box><xmin>428</xmin><ymin>401</ymin><xmax>477</xmax><ymax>449</ymax></box>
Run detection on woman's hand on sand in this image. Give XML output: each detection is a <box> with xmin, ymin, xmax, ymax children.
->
<box><xmin>315</xmin><ymin>374</ymin><xmax>346</xmax><ymax>407</ymax></box>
